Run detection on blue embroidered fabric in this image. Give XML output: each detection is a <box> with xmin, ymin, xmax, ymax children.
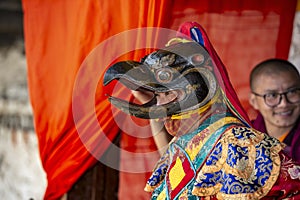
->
<box><xmin>194</xmin><ymin>126</ymin><xmax>280</xmax><ymax>196</ymax></box>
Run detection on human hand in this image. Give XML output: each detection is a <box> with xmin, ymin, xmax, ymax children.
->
<box><xmin>131</xmin><ymin>90</ymin><xmax>154</xmax><ymax>104</ymax></box>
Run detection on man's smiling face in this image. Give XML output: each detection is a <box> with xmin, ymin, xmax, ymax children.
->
<box><xmin>250</xmin><ymin>70</ymin><xmax>300</xmax><ymax>130</ymax></box>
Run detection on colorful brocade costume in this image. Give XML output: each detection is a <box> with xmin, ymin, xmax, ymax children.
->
<box><xmin>145</xmin><ymin>110</ymin><xmax>300</xmax><ymax>199</ymax></box>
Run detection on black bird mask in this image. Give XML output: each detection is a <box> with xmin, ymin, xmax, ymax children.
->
<box><xmin>103</xmin><ymin>42</ymin><xmax>218</xmax><ymax>119</ymax></box>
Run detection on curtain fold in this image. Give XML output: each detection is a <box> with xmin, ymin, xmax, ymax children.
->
<box><xmin>22</xmin><ymin>0</ymin><xmax>296</xmax><ymax>199</ymax></box>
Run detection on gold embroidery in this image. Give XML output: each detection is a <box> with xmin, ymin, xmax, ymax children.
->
<box><xmin>186</xmin><ymin>116</ymin><xmax>243</xmax><ymax>161</ymax></box>
<box><xmin>192</xmin><ymin>183</ymin><xmax>222</xmax><ymax>196</ymax></box>
<box><xmin>222</xmin><ymin>130</ymin><xmax>256</xmax><ymax>179</ymax></box>
<box><xmin>165</xmin><ymin>37</ymin><xmax>192</xmax><ymax>46</ymax></box>
<box><xmin>144</xmin><ymin>184</ymin><xmax>156</xmax><ymax>192</ymax></box>
<box><xmin>157</xmin><ymin>189</ymin><xmax>167</xmax><ymax>200</ymax></box>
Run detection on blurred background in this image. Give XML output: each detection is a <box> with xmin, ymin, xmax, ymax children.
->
<box><xmin>0</xmin><ymin>0</ymin><xmax>46</xmax><ymax>199</ymax></box>
<box><xmin>0</xmin><ymin>0</ymin><xmax>299</xmax><ymax>200</ymax></box>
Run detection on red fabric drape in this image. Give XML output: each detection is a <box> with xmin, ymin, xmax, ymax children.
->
<box><xmin>22</xmin><ymin>0</ymin><xmax>296</xmax><ymax>199</ymax></box>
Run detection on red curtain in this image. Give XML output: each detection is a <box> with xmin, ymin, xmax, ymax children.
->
<box><xmin>22</xmin><ymin>0</ymin><xmax>296</xmax><ymax>199</ymax></box>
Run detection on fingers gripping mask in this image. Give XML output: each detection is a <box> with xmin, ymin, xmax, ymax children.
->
<box><xmin>103</xmin><ymin>42</ymin><xmax>218</xmax><ymax>119</ymax></box>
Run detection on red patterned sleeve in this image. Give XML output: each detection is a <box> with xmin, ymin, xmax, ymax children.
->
<box><xmin>264</xmin><ymin>151</ymin><xmax>300</xmax><ymax>199</ymax></box>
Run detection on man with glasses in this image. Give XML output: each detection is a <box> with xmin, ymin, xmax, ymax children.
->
<box><xmin>249</xmin><ymin>58</ymin><xmax>300</xmax><ymax>162</ymax></box>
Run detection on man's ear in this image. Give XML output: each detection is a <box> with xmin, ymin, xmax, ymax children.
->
<box><xmin>249</xmin><ymin>93</ymin><xmax>259</xmax><ymax>110</ymax></box>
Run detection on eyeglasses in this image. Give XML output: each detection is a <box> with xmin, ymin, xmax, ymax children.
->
<box><xmin>252</xmin><ymin>88</ymin><xmax>300</xmax><ymax>107</ymax></box>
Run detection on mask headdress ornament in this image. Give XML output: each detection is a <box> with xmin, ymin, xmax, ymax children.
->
<box><xmin>175</xmin><ymin>22</ymin><xmax>251</xmax><ymax>125</ymax></box>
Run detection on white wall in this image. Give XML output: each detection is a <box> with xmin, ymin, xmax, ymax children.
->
<box><xmin>0</xmin><ymin>45</ymin><xmax>47</xmax><ymax>200</ymax></box>
<box><xmin>289</xmin><ymin>12</ymin><xmax>300</xmax><ymax>71</ymax></box>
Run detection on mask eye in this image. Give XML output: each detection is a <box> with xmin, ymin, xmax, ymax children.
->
<box><xmin>156</xmin><ymin>68</ymin><xmax>173</xmax><ymax>83</ymax></box>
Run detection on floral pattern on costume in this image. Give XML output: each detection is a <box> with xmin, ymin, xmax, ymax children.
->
<box><xmin>288</xmin><ymin>165</ymin><xmax>300</xmax><ymax>180</ymax></box>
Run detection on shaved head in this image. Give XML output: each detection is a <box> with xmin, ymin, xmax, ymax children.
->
<box><xmin>250</xmin><ymin>59</ymin><xmax>300</xmax><ymax>90</ymax></box>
